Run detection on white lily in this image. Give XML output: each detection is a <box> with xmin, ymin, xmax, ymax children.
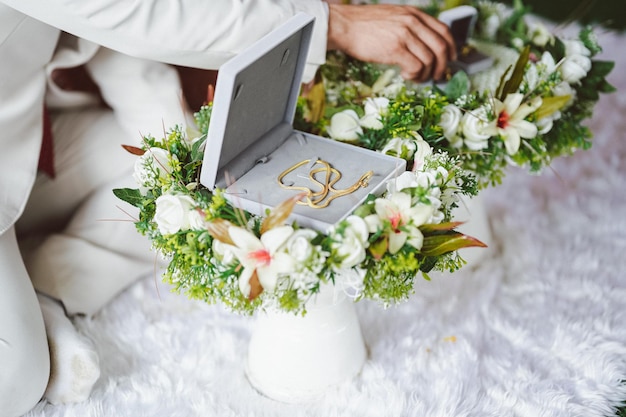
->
<box><xmin>228</xmin><ymin>226</ymin><xmax>295</xmax><ymax>297</ymax></box>
<box><xmin>490</xmin><ymin>93</ymin><xmax>542</xmax><ymax>155</ymax></box>
<box><xmin>373</xmin><ymin>192</ymin><xmax>431</xmax><ymax>254</ymax></box>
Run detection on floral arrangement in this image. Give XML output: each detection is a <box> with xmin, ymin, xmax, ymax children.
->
<box><xmin>115</xmin><ymin>0</ymin><xmax>613</xmax><ymax>315</ymax></box>
<box><xmin>298</xmin><ymin>0</ymin><xmax>615</xmax><ymax>188</ymax></box>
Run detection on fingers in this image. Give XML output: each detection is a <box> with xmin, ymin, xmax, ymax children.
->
<box><xmin>396</xmin><ymin>8</ymin><xmax>456</xmax><ymax>82</ymax></box>
<box><xmin>327</xmin><ymin>4</ymin><xmax>457</xmax><ymax>83</ymax></box>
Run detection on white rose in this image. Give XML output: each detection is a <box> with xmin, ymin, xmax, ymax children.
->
<box><xmin>528</xmin><ymin>22</ymin><xmax>553</xmax><ymax>47</ymax></box>
<box><xmin>359</xmin><ymin>113</ymin><xmax>384</xmax><ymax>130</ymax></box>
<box><xmin>285</xmin><ymin>229</ymin><xmax>318</xmax><ymax>263</ymax></box>
<box><xmin>415</xmin><ymin>171</ymin><xmax>437</xmax><ymax>189</ymax></box>
<box><xmin>360</xmin><ymin>97</ymin><xmax>389</xmax><ymax>130</ymax></box>
<box><xmin>560</xmin><ymin>54</ymin><xmax>592</xmax><ymax>84</ymax></box>
<box><xmin>364</xmin><ymin>97</ymin><xmax>390</xmax><ymax>116</ymax></box>
<box><xmin>154</xmin><ymin>193</ymin><xmax>196</xmax><ymax>235</ymax></box>
<box><xmin>326</xmin><ymin>110</ymin><xmax>363</xmax><ymax>141</ymax></box>
<box><xmin>212</xmin><ymin>239</ymin><xmax>235</xmax><ymax>265</ymax></box>
<box><xmin>563</xmin><ymin>39</ymin><xmax>591</xmax><ymax>57</ymax></box>
<box><xmin>537</xmin><ymin>110</ymin><xmax>562</xmax><ymax>135</ymax></box>
<box><xmin>540</xmin><ymin>51</ymin><xmax>557</xmax><ymax>73</ymax></box>
<box><xmin>552</xmin><ymin>81</ymin><xmax>576</xmax><ymax>106</ymax></box>
<box><xmin>386</xmin><ymin>171</ymin><xmax>418</xmax><ymax>194</ymax></box>
<box><xmin>332</xmin><ymin>215</ymin><xmax>369</xmax><ymax>268</ymax></box>
<box><xmin>188</xmin><ymin>208</ymin><xmax>208</xmax><ymax>231</ymax></box>
<box><xmin>536</xmin><ymin>116</ymin><xmax>554</xmax><ymax>135</ymax></box>
<box><xmin>439</xmin><ymin>104</ymin><xmax>462</xmax><ymax>141</ymax></box>
<box><xmin>461</xmin><ymin>107</ymin><xmax>493</xmax><ymax>150</ymax></box>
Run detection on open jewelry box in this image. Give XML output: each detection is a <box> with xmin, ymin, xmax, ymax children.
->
<box><xmin>200</xmin><ymin>13</ymin><xmax>406</xmax><ymax>232</ymax></box>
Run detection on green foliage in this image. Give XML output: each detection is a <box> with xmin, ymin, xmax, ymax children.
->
<box><xmin>445</xmin><ymin>71</ymin><xmax>471</xmax><ymax>102</ymax></box>
<box><xmin>112</xmin><ymin>188</ymin><xmax>143</xmax><ymax>208</ymax></box>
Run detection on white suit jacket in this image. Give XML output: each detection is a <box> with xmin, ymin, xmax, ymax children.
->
<box><xmin>0</xmin><ymin>0</ymin><xmax>328</xmax><ymax>235</ymax></box>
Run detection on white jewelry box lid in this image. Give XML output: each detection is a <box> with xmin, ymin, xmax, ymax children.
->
<box><xmin>199</xmin><ymin>13</ymin><xmax>406</xmax><ymax>232</ymax></box>
<box><xmin>200</xmin><ymin>13</ymin><xmax>314</xmax><ymax>191</ymax></box>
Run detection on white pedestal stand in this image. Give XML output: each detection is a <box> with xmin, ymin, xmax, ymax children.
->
<box><xmin>246</xmin><ymin>283</ymin><xmax>367</xmax><ymax>403</ymax></box>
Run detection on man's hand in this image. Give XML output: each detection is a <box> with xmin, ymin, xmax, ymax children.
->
<box><xmin>326</xmin><ymin>3</ymin><xmax>456</xmax><ymax>82</ymax></box>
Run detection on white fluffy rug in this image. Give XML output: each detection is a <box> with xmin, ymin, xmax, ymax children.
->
<box><xmin>25</xmin><ymin>30</ymin><xmax>626</xmax><ymax>417</ymax></box>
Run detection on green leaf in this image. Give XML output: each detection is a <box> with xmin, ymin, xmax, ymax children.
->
<box><xmin>421</xmin><ymin>232</ymin><xmax>487</xmax><ymax>257</ymax></box>
<box><xmin>419</xmin><ymin>221</ymin><xmax>465</xmax><ymax>234</ymax></box>
<box><xmin>580</xmin><ymin>26</ymin><xmax>602</xmax><ymax>55</ymax></box>
<box><xmin>498</xmin><ymin>45</ymin><xmax>530</xmax><ymax>100</ymax></box>
<box><xmin>535</xmin><ymin>95</ymin><xmax>571</xmax><ymax>120</ymax></box>
<box><xmin>598</xmin><ymin>80</ymin><xmax>617</xmax><ymax>93</ymax></box>
<box><xmin>113</xmin><ymin>188</ymin><xmax>144</xmax><ymax>208</ymax></box>
<box><xmin>191</xmin><ymin>134</ymin><xmax>207</xmax><ymax>162</ymax></box>
<box><xmin>588</xmin><ymin>60</ymin><xmax>615</xmax><ymax>78</ymax></box>
<box><xmin>445</xmin><ymin>71</ymin><xmax>470</xmax><ymax>102</ymax></box>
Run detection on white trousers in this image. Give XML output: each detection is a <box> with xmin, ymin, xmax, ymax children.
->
<box><xmin>18</xmin><ymin>107</ymin><xmax>158</xmax><ymax>315</ymax></box>
<box><xmin>0</xmin><ymin>107</ymin><xmax>158</xmax><ymax>416</ymax></box>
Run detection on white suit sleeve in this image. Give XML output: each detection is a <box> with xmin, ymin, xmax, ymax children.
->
<box><xmin>0</xmin><ymin>0</ymin><xmax>328</xmax><ymax>81</ymax></box>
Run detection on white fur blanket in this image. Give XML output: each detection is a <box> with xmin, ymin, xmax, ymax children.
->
<box><xmin>25</xmin><ymin>30</ymin><xmax>626</xmax><ymax>417</ymax></box>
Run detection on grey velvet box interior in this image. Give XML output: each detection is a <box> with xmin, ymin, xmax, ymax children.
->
<box><xmin>220</xmin><ymin>129</ymin><xmax>405</xmax><ymax>231</ymax></box>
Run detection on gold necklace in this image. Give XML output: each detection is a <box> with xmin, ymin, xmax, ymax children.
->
<box><xmin>277</xmin><ymin>159</ymin><xmax>373</xmax><ymax>209</ymax></box>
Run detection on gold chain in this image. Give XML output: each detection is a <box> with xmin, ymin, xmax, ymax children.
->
<box><xmin>277</xmin><ymin>159</ymin><xmax>373</xmax><ymax>209</ymax></box>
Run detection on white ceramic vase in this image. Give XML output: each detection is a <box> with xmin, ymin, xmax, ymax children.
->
<box><xmin>246</xmin><ymin>282</ymin><xmax>367</xmax><ymax>403</ymax></box>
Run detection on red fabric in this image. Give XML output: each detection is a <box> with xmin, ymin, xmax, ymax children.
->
<box><xmin>38</xmin><ymin>104</ymin><xmax>55</xmax><ymax>178</ymax></box>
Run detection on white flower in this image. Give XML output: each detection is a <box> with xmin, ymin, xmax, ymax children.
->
<box><xmin>439</xmin><ymin>104</ymin><xmax>463</xmax><ymax>142</ymax></box>
<box><xmin>461</xmin><ymin>106</ymin><xmax>493</xmax><ymax>151</ymax></box>
<box><xmin>540</xmin><ymin>51</ymin><xmax>557</xmax><ymax>73</ymax></box>
<box><xmin>525</xmin><ymin>64</ymin><xmax>539</xmax><ymax>91</ymax></box>
<box><xmin>133</xmin><ymin>147</ymin><xmax>177</xmax><ymax>193</ymax></box>
<box><xmin>331</xmin><ymin>215</ymin><xmax>369</xmax><ymax>268</ymax></box>
<box><xmin>512</xmin><ymin>37</ymin><xmax>525</xmax><ymax>50</ymax></box>
<box><xmin>381</xmin><ymin>79</ymin><xmax>405</xmax><ymax>98</ymax></box>
<box><xmin>560</xmin><ymin>54</ymin><xmax>592</xmax><ymax>84</ymax></box>
<box><xmin>536</xmin><ymin>118</ymin><xmax>552</xmax><ymax>135</ymax></box>
<box><xmin>360</xmin><ymin>97</ymin><xmax>389</xmax><ymax>130</ymax></box>
<box><xmin>188</xmin><ymin>208</ymin><xmax>208</xmax><ymax>231</ymax></box>
<box><xmin>369</xmin><ymin>192</ymin><xmax>431</xmax><ymax>253</ymax></box>
<box><xmin>386</xmin><ymin>171</ymin><xmax>419</xmax><ymax>194</ymax></box>
<box><xmin>552</xmin><ymin>81</ymin><xmax>576</xmax><ymax>106</ymax></box>
<box><xmin>381</xmin><ymin>137</ymin><xmax>418</xmax><ymax>160</ymax></box>
<box><xmin>490</xmin><ymin>93</ymin><xmax>542</xmax><ymax>155</ymax></box>
<box><xmin>481</xmin><ymin>14</ymin><xmax>501</xmax><ymax>40</ymax></box>
<box><xmin>371</xmin><ymin>69</ymin><xmax>397</xmax><ymax>94</ymax></box>
<box><xmin>228</xmin><ymin>226</ymin><xmax>295</xmax><ymax>297</ymax></box>
<box><xmin>154</xmin><ymin>193</ymin><xmax>196</xmax><ymax>235</ymax></box>
<box><xmin>528</xmin><ymin>22</ymin><xmax>553</xmax><ymax>47</ymax></box>
<box><xmin>284</xmin><ymin>229</ymin><xmax>318</xmax><ymax>263</ymax></box>
<box><xmin>212</xmin><ymin>239</ymin><xmax>235</xmax><ymax>265</ymax></box>
<box><xmin>563</xmin><ymin>39</ymin><xmax>591</xmax><ymax>57</ymax></box>
<box><xmin>326</xmin><ymin>109</ymin><xmax>363</xmax><ymax>141</ymax></box>
<box><xmin>411</xmin><ymin>137</ymin><xmax>432</xmax><ymax>172</ymax></box>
